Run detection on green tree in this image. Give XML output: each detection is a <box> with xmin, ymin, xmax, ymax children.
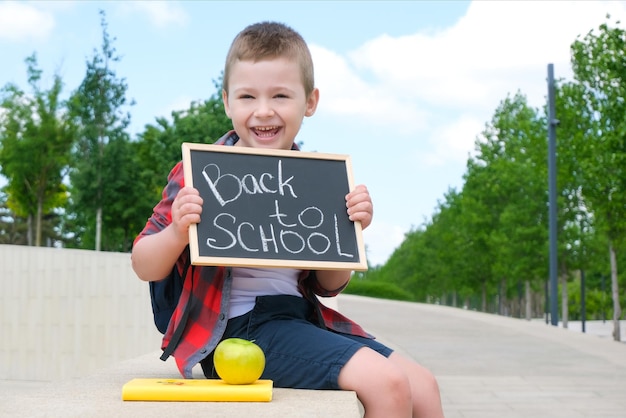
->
<box><xmin>553</xmin><ymin>79</ymin><xmax>610</xmax><ymax>327</ymax></box>
<box><xmin>0</xmin><ymin>53</ymin><xmax>74</xmax><ymax>246</ymax></box>
<box><xmin>67</xmin><ymin>10</ymin><xmax>133</xmax><ymax>251</ymax></box>
<box><xmin>484</xmin><ymin>93</ymin><xmax>549</xmax><ymax>319</ymax></box>
<box><xmin>69</xmin><ymin>135</ymin><xmax>140</xmax><ymax>252</ymax></box>
<box><xmin>458</xmin><ymin>92</ymin><xmax>549</xmax><ymax>315</ymax></box>
<box><xmin>570</xmin><ymin>17</ymin><xmax>626</xmax><ymax>341</ymax></box>
<box><xmin>376</xmin><ymin>93</ymin><xmax>556</xmax><ymax>317</ymax></box>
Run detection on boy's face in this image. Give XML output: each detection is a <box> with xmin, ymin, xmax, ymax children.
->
<box><xmin>223</xmin><ymin>57</ymin><xmax>319</xmax><ymax>150</ymax></box>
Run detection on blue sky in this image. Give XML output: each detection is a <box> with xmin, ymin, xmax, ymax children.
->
<box><xmin>2</xmin><ymin>1</ymin><xmax>625</xmax><ymax>265</ymax></box>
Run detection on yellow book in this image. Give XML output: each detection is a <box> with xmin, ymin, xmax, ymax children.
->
<box><xmin>122</xmin><ymin>378</ymin><xmax>273</xmax><ymax>402</ymax></box>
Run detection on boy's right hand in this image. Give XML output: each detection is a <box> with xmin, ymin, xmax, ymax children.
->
<box><xmin>171</xmin><ymin>186</ymin><xmax>204</xmax><ymax>243</ymax></box>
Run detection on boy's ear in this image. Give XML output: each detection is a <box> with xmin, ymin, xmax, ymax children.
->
<box><xmin>222</xmin><ymin>90</ymin><xmax>232</xmax><ymax>118</ymax></box>
<box><xmin>305</xmin><ymin>88</ymin><xmax>320</xmax><ymax>117</ymax></box>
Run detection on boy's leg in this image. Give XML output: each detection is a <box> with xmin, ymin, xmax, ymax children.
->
<box><xmin>388</xmin><ymin>351</ymin><xmax>444</xmax><ymax>418</ymax></box>
<box><xmin>338</xmin><ymin>346</ymin><xmax>412</xmax><ymax>418</ymax></box>
<box><xmin>338</xmin><ymin>349</ymin><xmax>444</xmax><ymax>418</ymax></box>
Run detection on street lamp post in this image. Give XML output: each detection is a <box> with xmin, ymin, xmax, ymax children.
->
<box><xmin>547</xmin><ymin>63</ymin><xmax>559</xmax><ymax>326</ymax></box>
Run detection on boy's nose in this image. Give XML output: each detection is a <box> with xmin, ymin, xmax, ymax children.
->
<box><xmin>254</xmin><ymin>100</ymin><xmax>275</xmax><ymax>118</ymax></box>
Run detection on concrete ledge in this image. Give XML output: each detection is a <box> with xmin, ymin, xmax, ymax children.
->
<box><xmin>0</xmin><ymin>350</ymin><xmax>362</xmax><ymax>418</ymax></box>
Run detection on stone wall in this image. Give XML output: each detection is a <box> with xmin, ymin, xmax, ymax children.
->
<box><xmin>0</xmin><ymin>245</ymin><xmax>162</xmax><ymax>382</ymax></box>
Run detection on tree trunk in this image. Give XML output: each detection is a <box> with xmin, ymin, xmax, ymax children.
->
<box><xmin>27</xmin><ymin>214</ymin><xmax>33</xmax><ymax>246</ymax></box>
<box><xmin>561</xmin><ymin>274</ymin><xmax>568</xmax><ymax>329</ymax></box>
<box><xmin>481</xmin><ymin>282</ymin><xmax>487</xmax><ymax>312</ymax></box>
<box><xmin>525</xmin><ymin>280</ymin><xmax>532</xmax><ymax>320</ymax></box>
<box><xmin>96</xmin><ymin>131</ymin><xmax>104</xmax><ymax>252</ymax></box>
<box><xmin>35</xmin><ymin>197</ymin><xmax>43</xmax><ymax>247</ymax></box>
<box><xmin>534</xmin><ymin>290</ymin><xmax>544</xmax><ymax>318</ymax></box>
<box><xmin>95</xmin><ymin>206</ymin><xmax>102</xmax><ymax>251</ymax></box>
<box><xmin>609</xmin><ymin>240</ymin><xmax>622</xmax><ymax>342</ymax></box>
<box><xmin>499</xmin><ymin>279</ymin><xmax>507</xmax><ymax>316</ymax></box>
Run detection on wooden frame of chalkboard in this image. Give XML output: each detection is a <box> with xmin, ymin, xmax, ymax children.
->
<box><xmin>182</xmin><ymin>143</ymin><xmax>368</xmax><ymax>271</ymax></box>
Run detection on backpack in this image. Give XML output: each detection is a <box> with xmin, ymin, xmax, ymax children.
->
<box><xmin>149</xmin><ymin>259</ymin><xmax>192</xmax><ymax>361</ymax></box>
<box><xmin>148</xmin><ymin>263</ymin><xmax>186</xmax><ymax>333</ymax></box>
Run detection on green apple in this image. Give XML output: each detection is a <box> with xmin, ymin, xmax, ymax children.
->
<box><xmin>213</xmin><ymin>338</ymin><xmax>266</xmax><ymax>385</ymax></box>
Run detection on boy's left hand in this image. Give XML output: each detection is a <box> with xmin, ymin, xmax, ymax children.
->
<box><xmin>346</xmin><ymin>184</ymin><xmax>373</xmax><ymax>230</ymax></box>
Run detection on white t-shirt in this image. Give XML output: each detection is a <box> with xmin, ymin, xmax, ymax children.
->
<box><xmin>228</xmin><ymin>267</ymin><xmax>302</xmax><ymax>318</ymax></box>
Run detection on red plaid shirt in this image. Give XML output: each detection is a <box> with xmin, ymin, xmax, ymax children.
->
<box><xmin>134</xmin><ymin>131</ymin><xmax>372</xmax><ymax>378</ymax></box>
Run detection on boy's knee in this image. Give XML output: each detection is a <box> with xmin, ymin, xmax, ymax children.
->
<box><xmin>380</xmin><ymin>364</ymin><xmax>413</xmax><ymax>402</ymax></box>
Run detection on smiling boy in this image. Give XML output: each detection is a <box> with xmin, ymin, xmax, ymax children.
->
<box><xmin>131</xmin><ymin>22</ymin><xmax>444</xmax><ymax>418</ymax></box>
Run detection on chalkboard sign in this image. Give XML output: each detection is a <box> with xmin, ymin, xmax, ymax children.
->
<box><xmin>182</xmin><ymin>143</ymin><xmax>367</xmax><ymax>271</ymax></box>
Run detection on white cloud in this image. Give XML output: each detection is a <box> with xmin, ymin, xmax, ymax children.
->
<box><xmin>312</xmin><ymin>0</ymin><xmax>626</xmax><ymax>169</ymax></box>
<box><xmin>0</xmin><ymin>1</ymin><xmax>55</xmax><ymax>42</ymax></box>
<box><xmin>118</xmin><ymin>1</ymin><xmax>188</xmax><ymax>28</ymax></box>
<box><xmin>348</xmin><ymin>1</ymin><xmax>626</xmax><ymax>111</ymax></box>
<box><xmin>310</xmin><ymin>45</ymin><xmax>430</xmax><ymax>134</ymax></box>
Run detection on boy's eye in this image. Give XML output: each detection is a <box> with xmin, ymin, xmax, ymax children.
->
<box><xmin>274</xmin><ymin>94</ymin><xmax>288</xmax><ymax>99</ymax></box>
<box><xmin>239</xmin><ymin>94</ymin><xmax>254</xmax><ymax>99</ymax></box>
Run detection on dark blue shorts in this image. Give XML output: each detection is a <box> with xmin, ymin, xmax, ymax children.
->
<box><xmin>200</xmin><ymin>295</ymin><xmax>392</xmax><ymax>389</ymax></box>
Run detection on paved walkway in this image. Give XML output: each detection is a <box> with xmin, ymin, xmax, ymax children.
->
<box><xmin>338</xmin><ymin>294</ymin><xmax>626</xmax><ymax>418</ymax></box>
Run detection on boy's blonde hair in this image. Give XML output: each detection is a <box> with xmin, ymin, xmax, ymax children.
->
<box><xmin>223</xmin><ymin>21</ymin><xmax>315</xmax><ymax>96</ymax></box>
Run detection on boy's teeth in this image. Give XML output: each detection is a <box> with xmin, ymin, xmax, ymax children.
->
<box><xmin>254</xmin><ymin>126</ymin><xmax>278</xmax><ymax>137</ymax></box>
